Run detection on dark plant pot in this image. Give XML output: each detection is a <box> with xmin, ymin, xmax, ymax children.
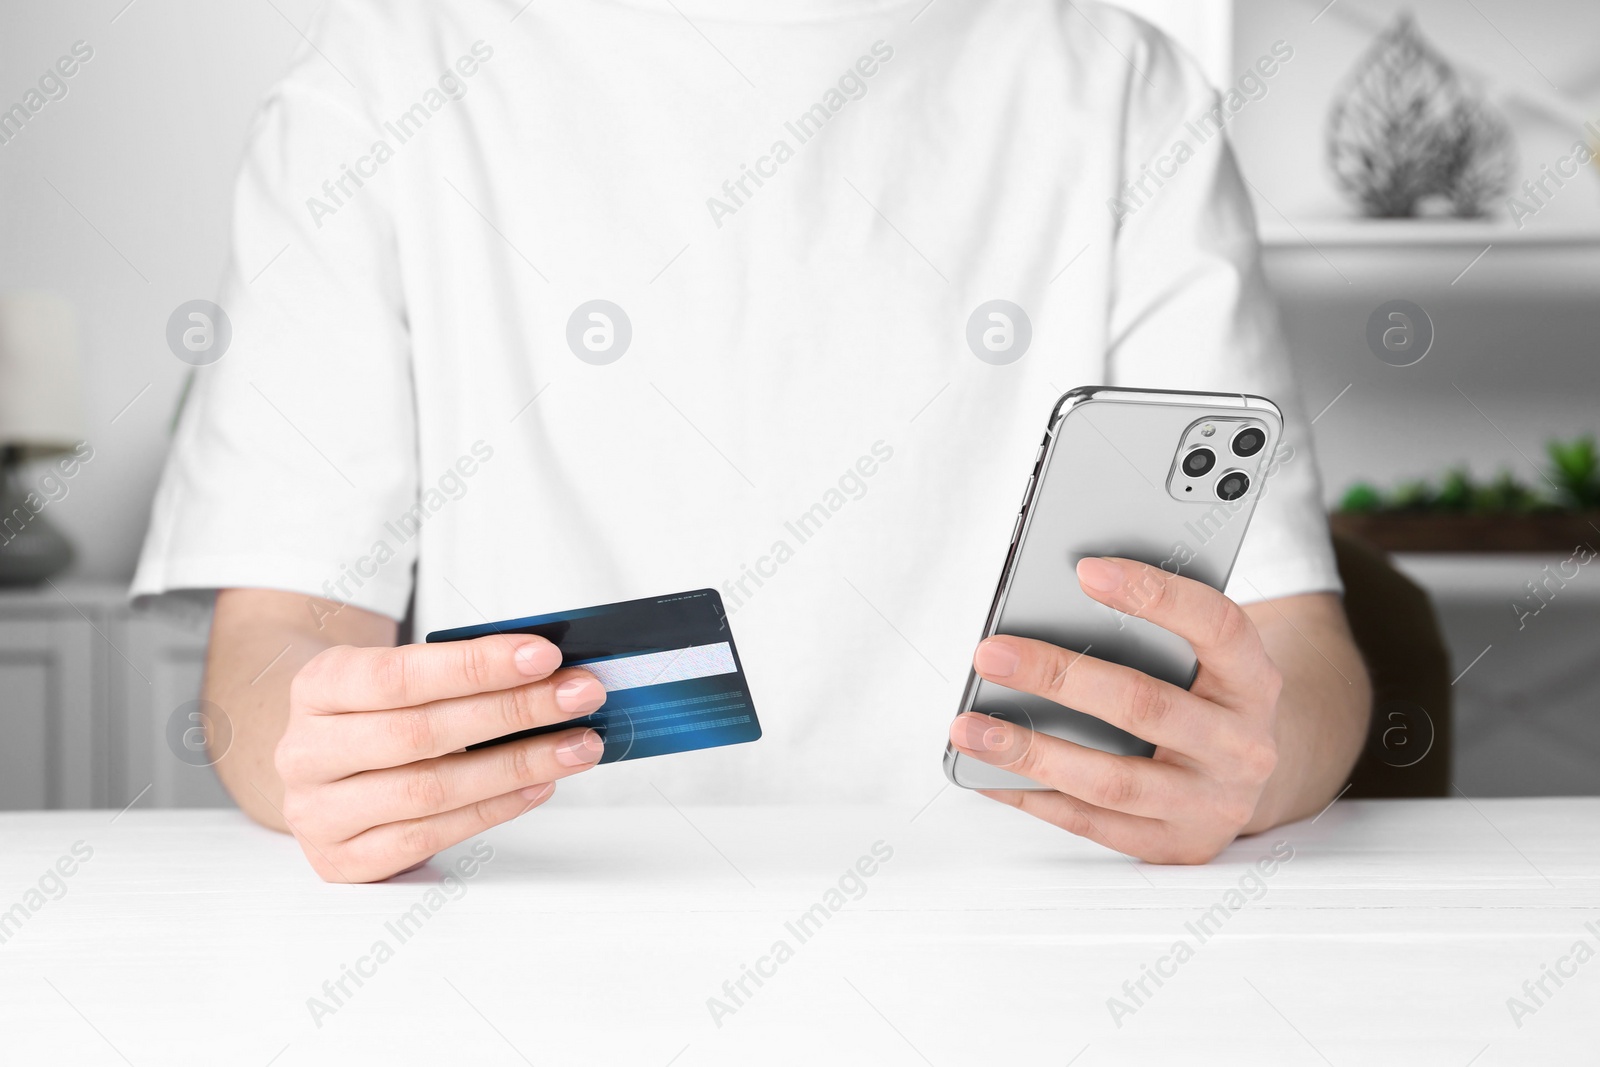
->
<box><xmin>1330</xmin><ymin>512</ymin><xmax>1600</xmax><ymax>554</ymax></box>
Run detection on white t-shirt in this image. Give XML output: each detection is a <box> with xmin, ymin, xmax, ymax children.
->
<box><xmin>133</xmin><ymin>0</ymin><xmax>1340</xmax><ymax>805</ymax></box>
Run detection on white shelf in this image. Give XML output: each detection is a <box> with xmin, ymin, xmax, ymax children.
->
<box><xmin>1393</xmin><ymin>552</ymin><xmax>1600</xmax><ymax>599</ymax></box>
<box><xmin>1258</xmin><ymin>218</ymin><xmax>1600</xmax><ymax>249</ymax></box>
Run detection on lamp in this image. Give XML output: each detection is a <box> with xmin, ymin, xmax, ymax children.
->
<box><xmin>0</xmin><ymin>291</ymin><xmax>84</xmax><ymax>585</ymax></box>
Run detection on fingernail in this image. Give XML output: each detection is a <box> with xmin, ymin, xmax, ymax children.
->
<box><xmin>520</xmin><ymin>782</ymin><xmax>555</xmax><ymax>803</ymax></box>
<box><xmin>1077</xmin><ymin>556</ymin><xmax>1123</xmax><ymax>593</ymax></box>
<box><xmin>514</xmin><ymin>641</ymin><xmax>559</xmax><ymax>676</ymax></box>
<box><xmin>974</xmin><ymin>639</ymin><xmax>1020</xmax><ymax>678</ymax></box>
<box><xmin>555</xmin><ymin>729</ymin><xmax>604</xmax><ymax>767</ymax></box>
<box><xmin>951</xmin><ymin>714</ymin><xmax>1007</xmax><ymax>753</ymax></box>
<box><xmin>555</xmin><ymin>677</ymin><xmax>606</xmax><ymax>715</ymax></box>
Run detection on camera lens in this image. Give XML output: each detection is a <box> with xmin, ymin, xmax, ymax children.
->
<box><xmin>1232</xmin><ymin>427</ymin><xmax>1266</xmax><ymax>458</ymax></box>
<box><xmin>1182</xmin><ymin>447</ymin><xmax>1216</xmax><ymax>477</ymax></box>
<box><xmin>1217</xmin><ymin>470</ymin><xmax>1251</xmax><ymax>502</ymax></box>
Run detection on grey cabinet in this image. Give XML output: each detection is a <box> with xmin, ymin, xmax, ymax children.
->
<box><xmin>113</xmin><ymin>607</ymin><xmax>229</xmax><ymax>809</ymax></box>
<box><xmin>0</xmin><ymin>583</ymin><xmax>220</xmax><ymax>810</ymax></box>
<box><xmin>0</xmin><ymin>614</ymin><xmax>95</xmax><ymax>809</ymax></box>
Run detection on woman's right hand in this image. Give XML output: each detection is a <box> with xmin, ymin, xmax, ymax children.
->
<box><xmin>274</xmin><ymin>633</ymin><xmax>606</xmax><ymax>882</ymax></box>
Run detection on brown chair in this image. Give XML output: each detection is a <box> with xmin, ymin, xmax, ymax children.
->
<box><xmin>1333</xmin><ymin>533</ymin><xmax>1453</xmax><ymax>798</ymax></box>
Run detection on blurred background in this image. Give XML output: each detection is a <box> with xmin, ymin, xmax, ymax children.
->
<box><xmin>1</xmin><ymin>0</ymin><xmax>1596</xmax><ymax>809</ymax></box>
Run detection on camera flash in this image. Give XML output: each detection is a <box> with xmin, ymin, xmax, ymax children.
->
<box><xmin>1201</xmin><ymin>424</ymin><xmax>1216</xmax><ymax>437</ymax></box>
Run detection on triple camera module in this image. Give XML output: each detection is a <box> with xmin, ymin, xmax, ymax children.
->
<box><xmin>1169</xmin><ymin>422</ymin><xmax>1269</xmax><ymax>503</ymax></box>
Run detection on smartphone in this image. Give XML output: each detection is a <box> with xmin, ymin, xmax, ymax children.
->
<box><xmin>944</xmin><ymin>386</ymin><xmax>1284</xmax><ymax>790</ymax></box>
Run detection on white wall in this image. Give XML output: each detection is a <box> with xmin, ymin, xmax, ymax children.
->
<box><xmin>1266</xmin><ymin>238</ymin><xmax>1600</xmax><ymax>506</ymax></box>
<box><xmin>1106</xmin><ymin>0</ymin><xmax>1233</xmax><ymax>90</ymax></box>
<box><xmin>1225</xmin><ymin>0</ymin><xmax>1600</xmax><ymax>505</ymax></box>
<box><xmin>0</xmin><ymin>0</ymin><xmax>322</xmax><ymax>582</ymax></box>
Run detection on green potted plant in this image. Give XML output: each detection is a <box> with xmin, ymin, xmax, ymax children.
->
<box><xmin>1331</xmin><ymin>436</ymin><xmax>1600</xmax><ymax>552</ymax></box>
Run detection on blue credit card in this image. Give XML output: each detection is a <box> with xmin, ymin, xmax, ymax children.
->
<box><xmin>425</xmin><ymin>589</ymin><xmax>761</xmax><ymax>764</ymax></box>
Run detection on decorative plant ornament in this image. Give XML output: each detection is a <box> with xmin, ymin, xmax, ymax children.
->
<box><xmin>1327</xmin><ymin>15</ymin><xmax>1516</xmax><ymax>218</ymax></box>
<box><xmin>1438</xmin><ymin>95</ymin><xmax>1516</xmax><ymax>218</ymax></box>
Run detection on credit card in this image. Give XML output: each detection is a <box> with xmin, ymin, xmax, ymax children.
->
<box><xmin>425</xmin><ymin>589</ymin><xmax>761</xmax><ymax>764</ymax></box>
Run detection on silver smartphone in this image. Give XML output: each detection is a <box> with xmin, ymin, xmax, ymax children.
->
<box><xmin>944</xmin><ymin>386</ymin><xmax>1284</xmax><ymax>790</ymax></box>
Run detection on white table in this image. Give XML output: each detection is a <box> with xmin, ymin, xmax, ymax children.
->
<box><xmin>1</xmin><ymin>797</ymin><xmax>1595</xmax><ymax>1065</ymax></box>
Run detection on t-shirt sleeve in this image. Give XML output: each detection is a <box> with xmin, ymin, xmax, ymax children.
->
<box><xmin>131</xmin><ymin>8</ymin><xmax>418</xmax><ymax>621</ymax></box>
<box><xmin>1103</xmin><ymin>24</ymin><xmax>1341</xmax><ymax>605</ymax></box>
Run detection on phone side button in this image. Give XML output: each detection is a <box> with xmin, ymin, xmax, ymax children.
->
<box><xmin>1009</xmin><ymin>513</ymin><xmax>1024</xmax><ymax>544</ymax></box>
<box><xmin>1020</xmin><ymin>475</ymin><xmax>1036</xmax><ymax>510</ymax></box>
